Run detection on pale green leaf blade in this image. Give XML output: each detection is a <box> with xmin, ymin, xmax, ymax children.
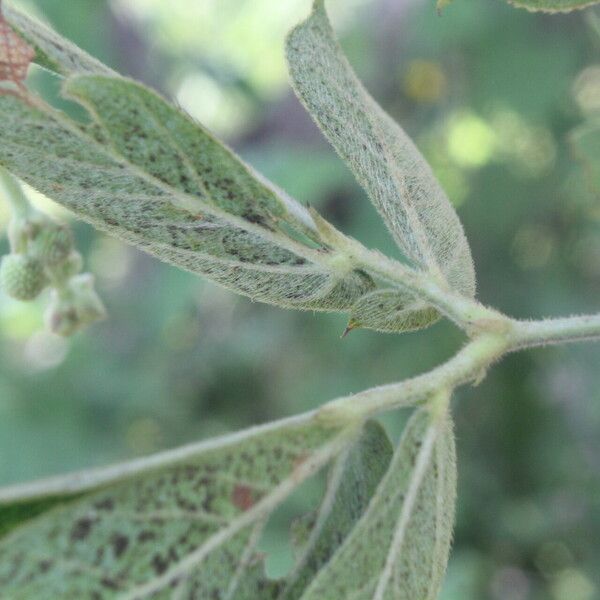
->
<box><xmin>0</xmin><ymin>89</ymin><xmax>373</xmax><ymax>311</ymax></box>
<box><xmin>286</xmin><ymin>1</ymin><xmax>475</xmax><ymax>298</ymax></box>
<box><xmin>348</xmin><ymin>289</ymin><xmax>440</xmax><ymax>334</ymax></box>
<box><xmin>299</xmin><ymin>408</ymin><xmax>457</xmax><ymax>600</ymax></box>
<box><xmin>0</xmin><ymin>413</ymin><xmax>355</xmax><ymax>598</ymax></box>
<box><xmin>63</xmin><ymin>75</ymin><xmax>307</xmax><ymax>233</ymax></box>
<box><xmin>570</xmin><ymin>119</ymin><xmax>600</xmax><ymax>196</ymax></box>
<box><xmin>437</xmin><ymin>0</ymin><xmax>599</xmax><ymax>12</ymax></box>
<box><xmin>3</xmin><ymin>2</ymin><xmax>114</xmax><ymax>76</ymax></box>
<box><xmin>281</xmin><ymin>420</ymin><xmax>393</xmax><ymax>599</ymax></box>
<box><xmin>506</xmin><ymin>0</ymin><xmax>600</xmax><ymax>12</ymax></box>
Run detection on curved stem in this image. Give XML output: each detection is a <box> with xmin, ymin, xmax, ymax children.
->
<box><xmin>318</xmin><ymin>332</ymin><xmax>511</xmax><ymax>423</ymax></box>
<box><xmin>320</xmin><ymin>312</ymin><xmax>600</xmax><ymax>423</ymax></box>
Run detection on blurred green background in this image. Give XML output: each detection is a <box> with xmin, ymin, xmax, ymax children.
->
<box><xmin>1</xmin><ymin>0</ymin><xmax>600</xmax><ymax>598</ymax></box>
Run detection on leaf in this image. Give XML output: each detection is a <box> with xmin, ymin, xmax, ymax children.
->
<box><xmin>0</xmin><ymin>413</ymin><xmax>356</xmax><ymax>598</ymax></box>
<box><xmin>280</xmin><ymin>420</ymin><xmax>393</xmax><ymax>599</ymax></box>
<box><xmin>286</xmin><ymin>0</ymin><xmax>475</xmax><ymax>300</ymax></box>
<box><xmin>298</xmin><ymin>408</ymin><xmax>457</xmax><ymax>600</ymax></box>
<box><xmin>437</xmin><ymin>0</ymin><xmax>599</xmax><ymax>12</ymax></box>
<box><xmin>0</xmin><ymin>8</ymin><xmax>35</xmax><ymax>89</ymax></box>
<box><xmin>506</xmin><ymin>0</ymin><xmax>600</xmax><ymax>12</ymax></box>
<box><xmin>3</xmin><ymin>2</ymin><xmax>113</xmax><ymax>76</ymax></box>
<box><xmin>0</xmin><ymin>67</ymin><xmax>375</xmax><ymax>311</ymax></box>
<box><xmin>570</xmin><ymin>119</ymin><xmax>600</xmax><ymax>197</ymax></box>
<box><xmin>348</xmin><ymin>289</ymin><xmax>440</xmax><ymax>334</ymax></box>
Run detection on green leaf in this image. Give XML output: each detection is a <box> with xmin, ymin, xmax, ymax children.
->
<box><xmin>506</xmin><ymin>0</ymin><xmax>600</xmax><ymax>12</ymax></box>
<box><xmin>348</xmin><ymin>289</ymin><xmax>440</xmax><ymax>334</ymax></box>
<box><xmin>0</xmin><ymin>82</ymin><xmax>374</xmax><ymax>311</ymax></box>
<box><xmin>298</xmin><ymin>408</ymin><xmax>457</xmax><ymax>600</ymax></box>
<box><xmin>570</xmin><ymin>119</ymin><xmax>600</xmax><ymax>196</ymax></box>
<box><xmin>281</xmin><ymin>420</ymin><xmax>393</xmax><ymax>599</ymax></box>
<box><xmin>286</xmin><ymin>0</ymin><xmax>475</xmax><ymax>300</ymax></box>
<box><xmin>4</xmin><ymin>2</ymin><xmax>113</xmax><ymax>76</ymax></box>
<box><xmin>0</xmin><ymin>413</ymin><xmax>355</xmax><ymax>598</ymax></box>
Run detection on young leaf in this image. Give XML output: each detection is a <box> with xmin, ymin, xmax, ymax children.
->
<box><xmin>0</xmin><ymin>8</ymin><xmax>375</xmax><ymax>312</ymax></box>
<box><xmin>0</xmin><ymin>413</ymin><xmax>356</xmax><ymax>598</ymax></box>
<box><xmin>286</xmin><ymin>0</ymin><xmax>476</xmax><ymax>299</ymax></box>
<box><xmin>281</xmin><ymin>420</ymin><xmax>393</xmax><ymax>599</ymax></box>
<box><xmin>298</xmin><ymin>407</ymin><xmax>457</xmax><ymax>600</ymax></box>
<box><xmin>348</xmin><ymin>289</ymin><xmax>440</xmax><ymax>334</ymax></box>
<box><xmin>570</xmin><ymin>119</ymin><xmax>600</xmax><ymax>196</ymax></box>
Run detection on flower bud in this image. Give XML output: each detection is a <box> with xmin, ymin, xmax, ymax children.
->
<box><xmin>45</xmin><ymin>274</ymin><xmax>106</xmax><ymax>336</ymax></box>
<box><xmin>48</xmin><ymin>251</ymin><xmax>84</xmax><ymax>282</ymax></box>
<box><xmin>29</xmin><ymin>221</ymin><xmax>74</xmax><ymax>267</ymax></box>
<box><xmin>0</xmin><ymin>253</ymin><xmax>47</xmax><ymax>300</ymax></box>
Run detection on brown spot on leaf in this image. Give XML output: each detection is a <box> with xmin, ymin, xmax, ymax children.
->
<box><xmin>110</xmin><ymin>533</ymin><xmax>129</xmax><ymax>558</ymax></box>
<box><xmin>70</xmin><ymin>516</ymin><xmax>95</xmax><ymax>541</ymax></box>
<box><xmin>0</xmin><ymin>10</ymin><xmax>35</xmax><ymax>92</ymax></box>
<box><xmin>232</xmin><ymin>484</ymin><xmax>254</xmax><ymax>511</ymax></box>
<box><xmin>152</xmin><ymin>553</ymin><xmax>169</xmax><ymax>575</ymax></box>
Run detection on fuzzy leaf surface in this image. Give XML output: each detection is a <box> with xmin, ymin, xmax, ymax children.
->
<box><xmin>298</xmin><ymin>408</ymin><xmax>457</xmax><ymax>600</ymax></box>
<box><xmin>348</xmin><ymin>289</ymin><xmax>440</xmax><ymax>334</ymax></box>
<box><xmin>3</xmin><ymin>2</ymin><xmax>113</xmax><ymax>76</ymax></box>
<box><xmin>286</xmin><ymin>0</ymin><xmax>475</xmax><ymax>299</ymax></box>
<box><xmin>507</xmin><ymin>0</ymin><xmax>600</xmax><ymax>11</ymax></box>
<box><xmin>280</xmin><ymin>420</ymin><xmax>393</xmax><ymax>599</ymax></box>
<box><xmin>0</xmin><ymin>414</ymin><xmax>354</xmax><ymax>598</ymax></box>
<box><xmin>0</xmin><ymin>8</ymin><xmax>375</xmax><ymax>312</ymax></box>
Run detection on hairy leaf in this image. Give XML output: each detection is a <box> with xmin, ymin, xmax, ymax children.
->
<box><xmin>0</xmin><ymin>7</ymin><xmax>375</xmax><ymax>312</ymax></box>
<box><xmin>298</xmin><ymin>408</ymin><xmax>457</xmax><ymax>600</ymax></box>
<box><xmin>0</xmin><ymin>414</ymin><xmax>355</xmax><ymax>598</ymax></box>
<box><xmin>0</xmin><ymin>89</ymin><xmax>373</xmax><ymax>310</ymax></box>
<box><xmin>570</xmin><ymin>119</ymin><xmax>600</xmax><ymax>196</ymax></box>
<box><xmin>348</xmin><ymin>289</ymin><xmax>440</xmax><ymax>334</ymax></box>
<box><xmin>3</xmin><ymin>2</ymin><xmax>113</xmax><ymax>76</ymax></box>
<box><xmin>506</xmin><ymin>0</ymin><xmax>600</xmax><ymax>12</ymax></box>
<box><xmin>286</xmin><ymin>0</ymin><xmax>475</xmax><ymax>300</ymax></box>
<box><xmin>281</xmin><ymin>420</ymin><xmax>393</xmax><ymax>599</ymax></box>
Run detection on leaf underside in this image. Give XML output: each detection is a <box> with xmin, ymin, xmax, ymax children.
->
<box><xmin>299</xmin><ymin>408</ymin><xmax>457</xmax><ymax>600</ymax></box>
<box><xmin>281</xmin><ymin>420</ymin><xmax>393</xmax><ymax>599</ymax></box>
<box><xmin>1</xmin><ymin>3</ymin><xmax>378</xmax><ymax>314</ymax></box>
<box><xmin>2</xmin><ymin>0</ymin><xmax>479</xmax><ymax>335</ymax></box>
<box><xmin>0</xmin><ymin>415</ymin><xmax>354</xmax><ymax>599</ymax></box>
<box><xmin>349</xmin><ymin>289</ymin><xmax>440</xmax><ymax>334</ymax></box>
<box><xmin>286</xmin><ymin>0</ymin><xmax>476</xmax><ymax>301</ymax></box>
<box><xmin>507</xmin><ymin>0</ymin><xmax>600</xmax><ymax>12</ymax></box>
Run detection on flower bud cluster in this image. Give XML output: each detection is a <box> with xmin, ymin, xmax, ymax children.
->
<box><xmin>1</xmin><ymin>212</ymin><xmax>106</xmax><ymax>336</ymax></box>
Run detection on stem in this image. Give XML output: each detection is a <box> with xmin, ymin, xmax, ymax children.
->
<box><xmin>319</xmin><ymin>332</ymin><xmax>511</xmax><ymax>422</ymax></box>
<box><xmin>342</xmin><ymin>236</ymin><xmax>508</xmax><ymax>333</ymax></box>
<box><xmin>512</xmin><ymin>314</ymin><xmax>600</xmax><ymax>349</ymax></box>
<box><xmin>0</xmin><ymin>165</ymin><xmax>34</xmax><ymax>218</ymax></box>
<box><xmin>320</xmin><ymin>312</ymin><xmax>600</xmax><ymax>423</ymax></box>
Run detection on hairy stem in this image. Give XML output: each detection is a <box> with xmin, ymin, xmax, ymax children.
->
<box><xmin>318</xmin><ymin>332</ymin><xmax>511</xmax><ymax>422</ymax></box>
<box><xmin>512</xmin><ymin>314</ymin><xmax>600</xmax><ymax>349</ymax></box>
<box><xmin>341</xmin><ymin>235</ymin><xmax>508</xmax><ymax>332</ymax></box>
<box><xmin>320</xmin><ymin>310</ymin><xmax>600</xmax><ymax>422</ymax></box>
